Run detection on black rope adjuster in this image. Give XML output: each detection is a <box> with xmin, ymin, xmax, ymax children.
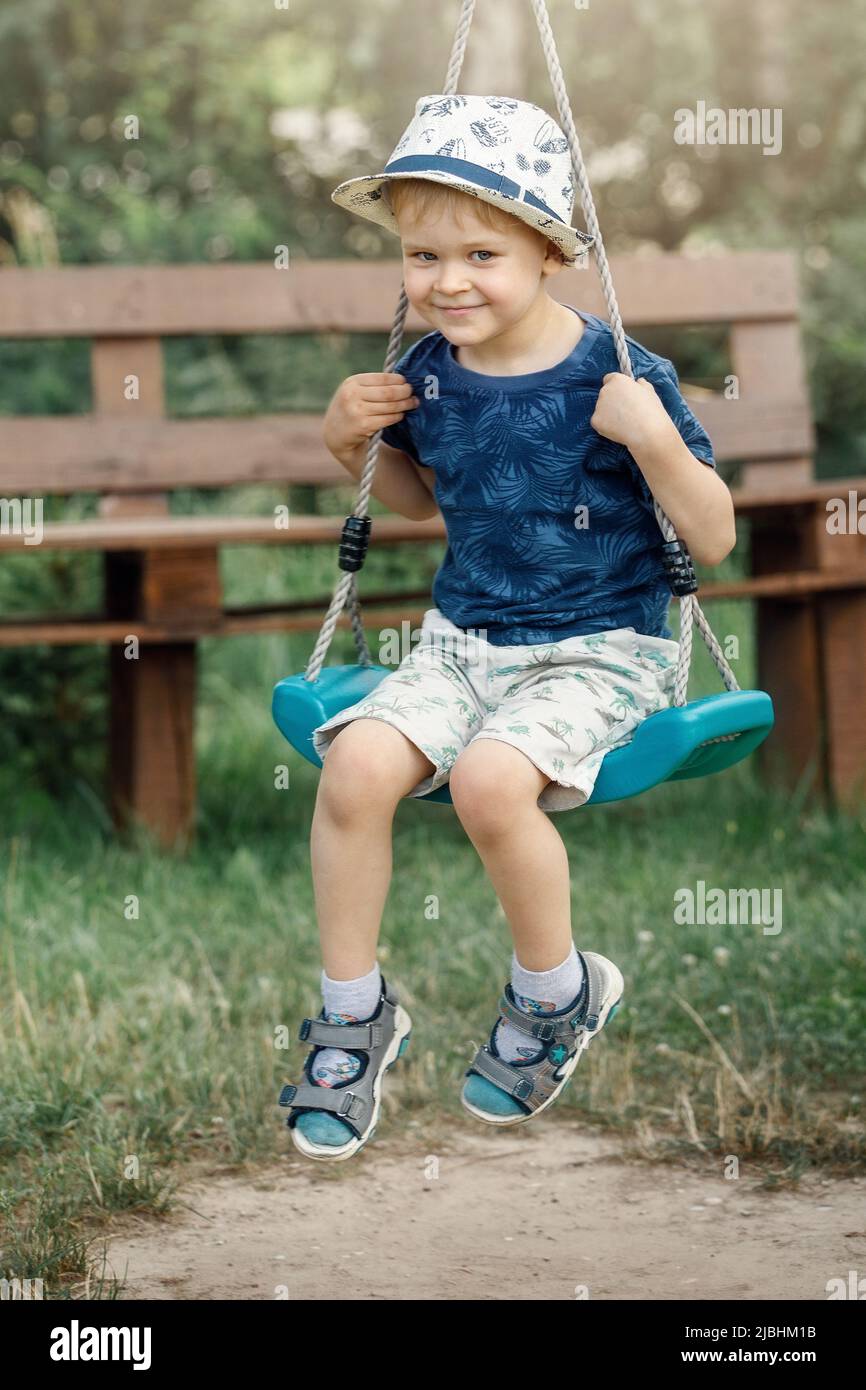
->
<box><xmin>338</xmin><ymin>514</ymin><xmax>372</xmax><ymax>573</ymax></box>
<box><xmin>659</xmin><ymin>538</ymin><xmax>698</xmax><ymax>595</ymax></box>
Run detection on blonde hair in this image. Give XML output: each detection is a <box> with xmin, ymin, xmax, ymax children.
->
<box><xmin>383</xmin><ymin>177</ymin><xmax>511</xmax><ymax>232</ymax></box>
<box><xmin>382</xmin><ymin>177</ymin><xmax>560</xmax><ymax>258</ymax></box>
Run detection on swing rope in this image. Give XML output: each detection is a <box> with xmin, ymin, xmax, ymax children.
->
<box><xmin>303</xmin><ymin>0</ymin><xmax>740</xmax><ymax>718</ymax></box>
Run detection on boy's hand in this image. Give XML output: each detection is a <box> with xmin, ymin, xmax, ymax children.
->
<box><xmin>590</xmin><ymin>372</ymin><xmax>678</xmax><ymax>455</ymax></box>
<box><xmin>323</xmin><ymin>372</ymin><xmax>420</xmax><ymax>460</ymax></box>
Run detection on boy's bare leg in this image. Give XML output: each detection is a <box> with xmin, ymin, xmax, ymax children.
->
<box><xmin>449</xmin><ymin>739</ymin><xmax>572</xmax><ymax>971</ymax></box>
<box><xmin>311</xmin><ymin>718</ymin><xmax>436</xmax><ymax>980</ymax></box>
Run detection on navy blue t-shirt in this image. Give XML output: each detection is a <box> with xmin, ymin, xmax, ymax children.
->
<box><xmin>381</xmin><ymin>305</ymin><xmax>716</xmax><ymax>645</ymax></box>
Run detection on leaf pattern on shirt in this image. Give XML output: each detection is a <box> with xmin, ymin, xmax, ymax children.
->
<box><xmin>381</xmin><ymin>310</ymin><xmax>716</xmax><ymax>647</ymax></box>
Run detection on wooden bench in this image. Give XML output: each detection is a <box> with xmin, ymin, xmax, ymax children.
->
<box><xmin>1</xmin><ymin>252</ymin><xmax>863</xmax><ymax>846</ymax></box>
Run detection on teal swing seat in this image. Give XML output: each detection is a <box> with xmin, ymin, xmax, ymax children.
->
<box><xmin>272</xmin><ymin>667</ymin><xmax>774</xmax><ymax>807</ymax></box>
<box><xmin>273</xmin><ymin>0</ymin><xmax>776</xmax><ymax>806</ymax></box>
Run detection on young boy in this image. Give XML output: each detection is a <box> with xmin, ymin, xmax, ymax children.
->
<box><xmin>278</xmin><ymin>95</ymin><xmax>735</xmax><ymax>1161</ymax></box>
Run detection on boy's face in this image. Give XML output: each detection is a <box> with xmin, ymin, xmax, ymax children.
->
<box><xmin>395</xmin><ymin>195</ymin><xmax>565</xmax><ymax>343</ymax></box>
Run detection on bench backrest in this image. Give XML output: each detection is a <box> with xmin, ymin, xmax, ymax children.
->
<box><xmin>0</xmin><ymin>252</ymin><xmax>814</xmax><ymax>505</ymax></box>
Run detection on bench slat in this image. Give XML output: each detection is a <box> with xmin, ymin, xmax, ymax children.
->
<box><xmin>0</xmin><ymin>254</ymin><xmax>800</xmax><ymax>338</ymax></box>
<box><xmin>2</xmin><ymin>480</ymin><xmax>863</xmax><ymax>551</ymax></box>
<box><xmin>0</xmin><ymin>415</ymin><xmax>338</xmax><ymax>493</ymax></box>
<box><xmin>0</xmin><ymin>513</ymin><xmax>445</xmax><ymax>551</ymax></box>
<box><xmin>0</xmin><ymin>397</ymin><xmax>815</xmax><ymax>494</ymax></box>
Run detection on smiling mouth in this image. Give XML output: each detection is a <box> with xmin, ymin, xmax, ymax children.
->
<box><xmin>437</xmin><ymin>304</ymin><xmax>484</xmax><ymax>313</ymax></box>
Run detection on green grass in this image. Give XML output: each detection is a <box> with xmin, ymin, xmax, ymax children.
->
<box><xmin>1</xmin><ymin>519</ymin><xmax>864</xmax><ymax>1298</ymax></box>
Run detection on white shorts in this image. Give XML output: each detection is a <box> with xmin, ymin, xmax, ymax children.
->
<box><xmin>312</xmin><ymin>608</ymin><xmax>680</xmax><ymax>812</ymax></box>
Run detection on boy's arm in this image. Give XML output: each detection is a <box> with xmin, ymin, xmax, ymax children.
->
<box><xmin>628</xmin><ymin>430</ymin><xmax>736</xmax><ymax>568</ymax></box>
<box><xmin>328</xmin><ymin>440</ymin><xmax>439</xmax><ymax>522</ymax></box>
<box><xmin>592</xmin><ymin>361</ymin><xmax>736</xmax><ymax>567</ymax></box>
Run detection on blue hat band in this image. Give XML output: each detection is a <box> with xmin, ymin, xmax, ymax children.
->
<box><xmin>381</xmin><ymin>154</ymin><xmax>566</xmax><ymax>225</ymax></box>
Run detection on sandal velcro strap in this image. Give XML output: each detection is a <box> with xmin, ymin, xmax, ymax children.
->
<box><xmin>469</xmin><ymin>1047</ymin><xmax>551</xmax><ymax>1107</ymax></box>
<box><xmin>496</xmin><ymin>954</ymin><xmax>606</xmax><ymax>1043</ymax></box>
<box><xmin>496</xmin><ymin>991</ymin><xmax>579</xmax><ymax>1044</ymax></box>
<box><xmin>278</xmin><ymin>1082</ymin><xmax>367</xmax><ymax>1123</ymax></box>
<box><xmin>298</xmin><ymin>1018</ymin><xmax>383</xmax><ymax>1049</ymax></box>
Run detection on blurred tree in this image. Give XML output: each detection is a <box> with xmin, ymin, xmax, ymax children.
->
<box><xmin>462</xmin><ymin>0</ymin><xmax>528</xmax><ymax>93</ymax></box>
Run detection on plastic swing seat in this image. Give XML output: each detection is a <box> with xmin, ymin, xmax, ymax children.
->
<box><xmin>271</xmin><ymin>666</ymin><xmax>774</xmax><ymax>808</ymax></box>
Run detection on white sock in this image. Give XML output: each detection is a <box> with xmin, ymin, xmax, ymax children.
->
<box><xmin>494</xmin><ymin>943</ymin><xmax>585</xmax><ymax>1063</ymax></box>
<box><xmin>309</xmin><ymin>962</ymin><xmax>382</xmax><ymax>1088</ymax></box>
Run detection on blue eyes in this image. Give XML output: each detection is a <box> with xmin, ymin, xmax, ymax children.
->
<box><xmin>413</xmin><ymin>250</ymin><xmax>495</xmax><ymax>263</ymax></box>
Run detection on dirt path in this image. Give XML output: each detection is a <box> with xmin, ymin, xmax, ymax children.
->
<box><xmin>104</xmin><ymin>1126</ymin><xmax>865</xmax><ymax>1300</ymax></box>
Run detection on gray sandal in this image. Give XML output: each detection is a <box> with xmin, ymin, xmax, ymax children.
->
<box><xmin>278</xmin><ymin>973</ymin><xmax>412</xmax><ymax>1161</ymax></box>
<box><xmin>461</xmin><ymin>951</ymin><xmax>624</xmax><ymax>1126</ymax></box>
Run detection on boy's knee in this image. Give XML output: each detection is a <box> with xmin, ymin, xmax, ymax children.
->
<box><xmin>317</xmin><ymin>719</ymin><xmax>417</xmax><ymax>812</ymax></box>
<box><xmin>450</xmin><ymin>740</ymin><xmax>545</xmax><ymax>829</ymax></box>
